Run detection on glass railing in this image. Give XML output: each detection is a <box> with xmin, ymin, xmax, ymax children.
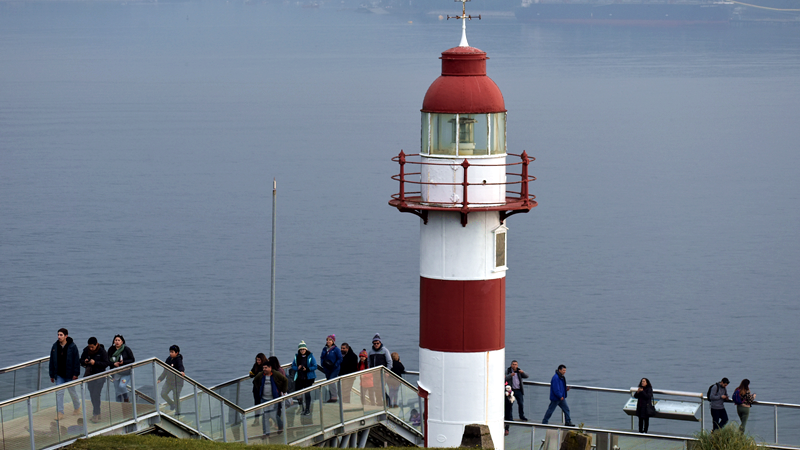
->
<box><xmin>234</xmin><ymin>366</ymin><xmax>423</xmax><ymax>446</ymax></box>
<box><xmin>505</xmin><ymin>422</ymin><xmax>694</xmax><ymax>450</ymax></box>
<box><xmin>1</xmin><ymin>360</ymin><xmax>422</xmax><ymax>450</ymax></box>
<box><xmin>520</xmin><ymin>381</ymin><xmax>800</xmax><ymax>448</ymax></box>
<box><xmin>0</xmin><ymin>357</ymin><xmax>50</xmax><ymax>404</ymax></box>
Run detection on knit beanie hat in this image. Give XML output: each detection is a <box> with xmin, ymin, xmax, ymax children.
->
<box><xmin>298</xmin><ymin>341</ymin><xmax>308</xmax><ymax>351</ymax></box>
<box><xmin>372</xmin><ymin>333</ymin><xmax>381</xmax><ymax>343</ymax></box>
<box><xmin>359</xmin><ymin>350</ymin><xmax>368</xmax><ymax>359</ymax></box>
<box><xmin>327</xmin><ymin>334</ymin><xmax>335</xmax><ymax>343</ymax></box>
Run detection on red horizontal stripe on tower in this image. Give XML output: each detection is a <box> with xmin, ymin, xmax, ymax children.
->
<box><xmin>419</xmin><ymin>277</ymin><xmax>505</xmax><ymax>352</ymax></box>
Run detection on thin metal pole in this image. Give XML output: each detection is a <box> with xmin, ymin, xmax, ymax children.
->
<box><xmin>220</xmin><ymin>399</ymin><xmax>227</xmax><ymax>442</ymax></box>
<box><xmin>152</xmin><ymin>364</ymin><xmax>159</xmax><ymax>414</ymax></box>
<box><xmin>131</xmin><ymin>369</ymin><xmax>138</xmax><ymax>422</ymax></box>
<box><xmin>775</xmin><ymin>404</ymin><xmax>778</xmax><ymax>443</ymax></box>
<box><xmin>700</xmin><ymin>398</ymin><xmax>705</xmax><ymax>432</ymax></box>
<box><xmin>270</xmin><ymin>178</ymin><xmax>277</xmax><ymax>358</ymax></box>
<box><xmin>81</xmin><ymin>382</ymin><xmax>88</xmax><ymax>436</ymax></box>
<box><xmin>28</xmin><ymin>397</ymin><xmax>35</xmax><ymax>450</ymax></box>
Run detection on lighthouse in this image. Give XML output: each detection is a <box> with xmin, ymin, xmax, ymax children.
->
<box><xmin>389</xmin><ymin>3</ymin><xmax>537</xmax><ymax>448</ymax></box>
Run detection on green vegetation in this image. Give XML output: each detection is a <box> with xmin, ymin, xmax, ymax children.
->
<box><xmin>693</xmin><ymin>424</ymin><xmax>763</xmax><ymax>450</ymax></box>
<box><xmin>65</xmin><ymin>435</ymin><xmax>425</xmax><ymax>450</ymax></box>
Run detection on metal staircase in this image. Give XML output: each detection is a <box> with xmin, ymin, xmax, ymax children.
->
<box><xmin>0</xmin><ymin>357</ymin><xmax>423</xmax><ymax>450</ymax></box>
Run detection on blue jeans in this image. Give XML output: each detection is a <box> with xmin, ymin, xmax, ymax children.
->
<box><xmin>542</xmin><ymin>398</ymin><xmax>571</xmax><ymax>425</ymax></box>
<box><xmin>711</xmin><ymin>408</ymin><xmax>728</xmax><ymax>430</ymax></box>
<box><xmin>55</xmin><ymin>376</ymin><xmax>80</xmax><ymax>414</ymax></box>
<box><xmin>512</xmin><ymin>389</ymin><xmax>526</xmax><ymax>419</ymax></box>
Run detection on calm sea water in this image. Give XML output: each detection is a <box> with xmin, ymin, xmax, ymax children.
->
<box><xmin>2</xmin><ymin>0</ymin><xmax>799</xmax><ymax>422</ymax></box>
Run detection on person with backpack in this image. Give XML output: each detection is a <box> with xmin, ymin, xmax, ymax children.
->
<box><xmin>708</xmin><ymin>378</ymin><xmax>730</xmax><ymax>430</ymax></box>
<box><xmin>732</xmin><ymin>379</ymin><xmax>756</xmax><ymax>432</ymax></box>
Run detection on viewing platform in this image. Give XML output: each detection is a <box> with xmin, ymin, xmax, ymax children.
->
<box><xmin>2</xmin><ymin>356</ymin><xmax>800</xmax><ymax>450</ymax></box>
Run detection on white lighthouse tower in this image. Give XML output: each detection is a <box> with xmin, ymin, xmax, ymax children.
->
<box><xmin>389</xmin><ymin>4</ymin><xmax>537</xmax><ymax>448</ymax></box>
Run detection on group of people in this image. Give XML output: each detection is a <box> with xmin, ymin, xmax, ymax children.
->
<box><xmin>503</xmin><ymin>361</ymin><xmax>758</xmax><ymax>436</ymax></box>
<box><xmin>48</xmin><ymin>328</ymin><xmax>184</xmax><ymax>424</ymax></box>
<box><xmin>504</xmin><ymin>363</ymin><xmax>575</xmax><ymax>436</ymax></box>
<box><xmin>632</xmin><ymin>376</ymin><xmax>756</xmax><ymax>434</ymax></box>
<box><xmin>247</xmin><ymin>333</ymin><xmax>408</xmax><ymax>438</ymax></box>
<box><xmin>707</xmin><ymin>377</ymin><xmax>757</xmax><ymax>433</ymax></box>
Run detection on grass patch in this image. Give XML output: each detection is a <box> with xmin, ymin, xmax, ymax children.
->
<box><xmin>693</xmin><ymin>424</ymin><xmax>763</xmax><ymax>450</ymax></box>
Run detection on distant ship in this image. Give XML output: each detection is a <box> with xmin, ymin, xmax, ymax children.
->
<box><xmin>514</xmin><ymin>0</ymin><xmax>735</xmax><ymax>25</ymax></box>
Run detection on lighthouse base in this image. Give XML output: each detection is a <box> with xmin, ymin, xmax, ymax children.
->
<box><xmin>419</xmin><ymin>347</ymin><xmax>505</xmax><ymax>449</ymax></box>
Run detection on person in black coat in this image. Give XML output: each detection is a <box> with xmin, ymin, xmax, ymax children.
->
<box><xmin>157</xmin><ymin>345</ymin><xmax>186</xmax><ymax>413</ymax></box>
<box><xmin>388</xmin><ymin>352</ymin><xmax>406</xmax><ymax>407</ymax></box>
<box><xmin>634</xmin><ymin>378</ymin><xmax>654</xmax><ymax>433</ymax></box>
<box><xmin>108</xmin><ymin>335</ymin><xmax>135</xmax><ymax>402</ymax></box>
<box><xmin>339</xmin><ymin>343</ymin><xmax>358</xmax><ymax>403</ymax></box>
<box><xmin>249</xmin><ymin>353</ymin><xmax>268</xmax><ymax>425</ymax></box>
<box><xmin>49</xmin><ymin>328</ymin><xmax>81</xmax><ymax>419</ymax></box>
<box><xmin>80</xmin><ymin>337</ymin><xmax>109</xmax><ymax>423</ymax></box>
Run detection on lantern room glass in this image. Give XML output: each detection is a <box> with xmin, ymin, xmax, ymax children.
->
<box><xmin>422</xmin><ymin>112</ymin><xmax>505</xmax><ymax>157</ymax></box>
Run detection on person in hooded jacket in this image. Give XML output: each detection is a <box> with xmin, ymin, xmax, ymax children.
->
<box><xmin>290</xmin><ymin>341</ymin><xmax>317</xmax><ymax>415</ymax></box>
<box><xmin>254</xmin><ymin>362</ymin><xmax>288</xmax><ymax>437</ymax></box>
<box><xmin>339</xmin><ymin>343</ymin><xmax>358</xmax><ymax>403</ymax></box>
<box><xmin>320</xmin><ymin>334</ymin><xmax>342</xmax><ymax>403</ymax></box>
<box><xmin>367</xmin><ymin>334</ymin><xmax>393</xmax><ymax>370</ymax></box>
<box><xmin>157</xmin><ymin>345</ymin><xmax>185</xmax><ymax>413</ymax></box>
<box><xmin>633</xmin><ymin>378</ymin><xmax>654</xmax><ymax>433</ymax></box>
<box><xmin>49</xmin><ymin>328</ymin><xmax>81</xmax><ymax>420</ymax></box>
<box><xmin>249</xmin><ymin>353</ymin><xmax>268</xmax><ymax>424</ymax></box>
<box><xmin>108</xmin><ymin>335</ymin><xmax>135</xmax><ymax>402</ymax></box>
<box><xmin>80</xmin><ymin>337</ymin><xmax>109</xmax><ymax>423</ymax></box>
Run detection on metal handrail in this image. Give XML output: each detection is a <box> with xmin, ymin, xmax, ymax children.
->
<box><xmin>0</xmin><ymin>356</ymin><xmax>48</xmax><ymax>374</ymax></box>
<box><xmin>507</xmin><ymin>420</ymin><xmax>698</xmax><ymax>442</ymax></box>
<box><xmin>0</xmin><ymin>357</ymin><xmax>243</xmax><ymax>413</ymax></box>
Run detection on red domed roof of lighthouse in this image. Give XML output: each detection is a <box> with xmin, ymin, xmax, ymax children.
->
<box><xmin>421</xmin><ymin>46</ymin><xmax>506</xmax><ymax>114</ymax></box>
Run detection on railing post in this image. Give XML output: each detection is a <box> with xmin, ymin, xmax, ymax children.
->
<box><xmin>382</xmin><ymin>369</ymin><xmax>389</xmax><ymax>414</ymax></box>
<box><xmin>81</xmin><ymin>382</ymin><xmax>88</xmax><ymax>437</ymax></box>
<box><xmin>338</xmin><ymin>379</ymin><xmax>344</xmax><ymax>426</ymax></box>
<box><xmin>220</xmin><ymin>399</ymin><xmax>227</xmax><ymax>442</ymax></box>
<box><xmin>27</xmin><ymin>397</ymin><xmax>35</xmax><ymax>450</ymax></box>
<box><xmin>242</xmin><ymin>408</ymin><xmax>249</xmax><ymax>444</ymax></box>
<box><xmin>775</xmin><ymin>404</ymin><xmax>778</xmax><ymax>443</ymax></box>
<box><xmin>152</xmin><ymin>363</ymin><xmax>159</xmax><ymax>415</ymax></box>
<box><xmin>194</xmin><ymin>384</ymin><xmax>200</xmax><ymax>428</ymax></box>
<box><xmin>399</xmin><ymin>151</ymin><xmax>406</xmax><ymax>203</ymax></box>
<box><xmin>461</xmin><ymin>159</ymin><xmax>470</xmax><ymax>208</ymax></box>
<box><xmin>700</xmin><ymin>398</ymin><xmax>705</xmax><ymax>432</ymax></box>
<box><xmin>521</xmin><ymin>151</ymin><xmax>529</xmax><ymax>204</ymax></box>
<box><xmin>130</xmin><ymin>368</ymin><xmax>138</xmax><ymax>422</ymax></box>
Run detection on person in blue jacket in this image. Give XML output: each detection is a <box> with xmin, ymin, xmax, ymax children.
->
<box><xmin>291</xmin><ymin>341</ymin><xmax>317</xmax><ymax>415</ymax></box>
<box><xmin>320</xmin><ymin>334</ymin><xmax>343</xmax><ymax>403</ymax></box>
<box><xmin>542</xmin><ymin>365</ymin><xmax>575</xmax><ymax>427</ymax></box>
<box><xmin>49</xmin><ymin>328</ymin><xmax>81</xmax><ymax>420</ymax></box>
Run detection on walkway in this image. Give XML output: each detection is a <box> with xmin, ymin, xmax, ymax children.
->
<box><xmin>0</xmin><ymin>357</ymin><xmax>422</xmax><ymax>449</ymax></box>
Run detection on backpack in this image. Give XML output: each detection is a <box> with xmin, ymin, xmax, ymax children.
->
<box><xmin>707</xmin><ymin>383</ymin><xmax>717</xmax><ymax>400</ymax></box>
<box><xmin>732</xmin><ymin>388</ymin><xmax>743</xmax><ymax>405</ymax></box>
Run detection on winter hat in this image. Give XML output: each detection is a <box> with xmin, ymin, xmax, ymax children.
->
<box><xmin>298</xmin><ymin>341</ymin><xmax>308</xmax><ymax>351</ymax></box>
<box><xmin>359</xmin><ymin>350</ymin><xmax>368</xmax><ymax>359</ymax></box>
<box><xmin>327</xmin><ymin>334</ymin><xmax>335</xmax><ymax>343</ymax></box>
<box><xmin>372</xmin><ymin>333</ymin><xmax>381</xmax><ymax>343</ymax></box>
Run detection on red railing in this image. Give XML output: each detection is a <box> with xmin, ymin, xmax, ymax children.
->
<box><xmin>389</xmin><ymin>151</ymin><xmax>537</xmax><ymax>225</ymax></box>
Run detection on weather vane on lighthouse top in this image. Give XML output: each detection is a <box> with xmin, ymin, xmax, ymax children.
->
<box><xmin>447</xmin><ymin>0</ymin><xmax>481</xmax><ymax>48</ymax></box>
